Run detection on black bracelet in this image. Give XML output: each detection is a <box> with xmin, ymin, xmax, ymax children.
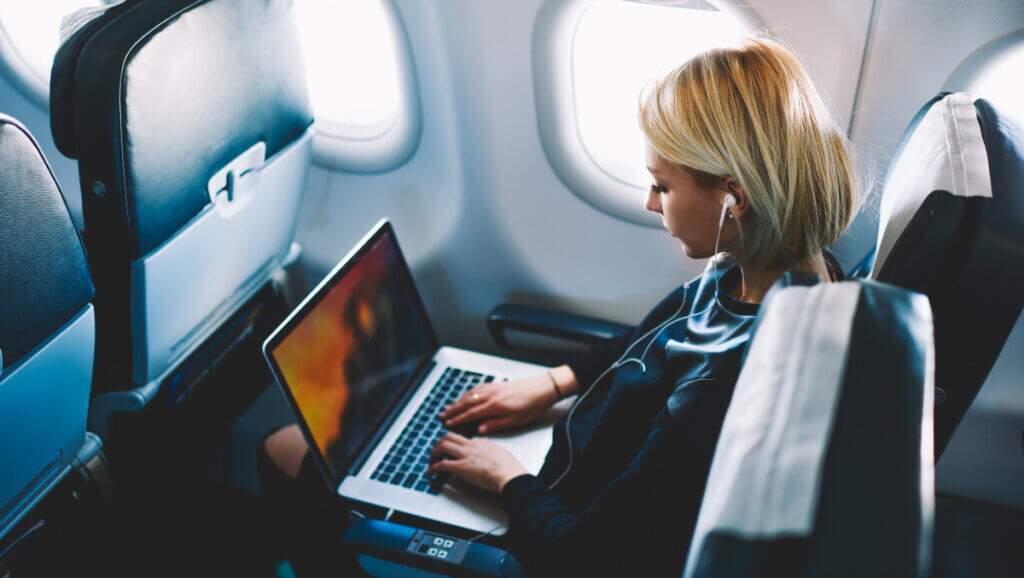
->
<box><xmin>547</xmin><ymin>370</ymin><xmax>564</xmax><ymax>400</ymax></box>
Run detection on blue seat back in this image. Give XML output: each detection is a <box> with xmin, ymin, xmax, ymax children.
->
<box><xmin>0</xmin><ymin>115</ymin><xmax>95</xmax><ymax>540</ymax></box>
<box><xmin>49</xmin><ymin>0</ymin><xmax>313</xmax><ymax>393</ymax></box>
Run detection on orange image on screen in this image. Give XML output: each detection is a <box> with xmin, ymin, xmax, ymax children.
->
<box><xmin>272</xmin><ymin>242</ymin><xmax>393</xmax><ymax>460</ymax></box>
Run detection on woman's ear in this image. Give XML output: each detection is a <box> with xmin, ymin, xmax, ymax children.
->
<box><xmin>722</xmin><ymin>177</ymin><xmax>750</xmax><ymax>219</ymax></box>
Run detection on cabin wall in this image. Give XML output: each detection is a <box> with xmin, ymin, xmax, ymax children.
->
<box><xmin>846</xmin><ymin>0</ymin><xmax>1024</xmax><ymax>260</ymax></box>
<box><xmin>294</xmin><ymin>0</ymin><xmax>875</xmax><ymax>357</ymax></box>
<box><xmin>0</xmin><ymin>0</ymin><xmax>1021</xmax><ymax>511</ymax></box>
<box><xmin>296</xmin><ymin>0</ymin><xmax>691</xmax><ymax>358</ymax></box>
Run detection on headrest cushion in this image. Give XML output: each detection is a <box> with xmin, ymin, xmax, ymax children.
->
<box><xmin>49</xmin><ymin>1</ymin><xmax>137</xmax><ymax>158</ymax></box>
<box><xmin>0</xmin><ymin>115</ymin><xmax>94</xmax><ymax>370</ymax></box>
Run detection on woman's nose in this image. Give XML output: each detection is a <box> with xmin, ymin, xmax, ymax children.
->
<box><xmin>645</xmin><ymin>189</ymin><xmax>661</xmax><ymax>213</ymax></box>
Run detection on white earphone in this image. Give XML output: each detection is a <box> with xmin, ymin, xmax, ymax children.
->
<box><xmin>723</xmin><ymin>193</ymin><xmax>738</xmax><ymax>220</ymax></box>
<box><xmin>549</xmin><ymin>191</ymin><xmax>741</xmax><ymax>489</ymax></box>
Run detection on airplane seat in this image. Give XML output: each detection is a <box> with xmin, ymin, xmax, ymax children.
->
<box><xmin>0</xmin><ymin>114</ymin><xmax>105</xmax><ymax>547</ymax></box>
<box><xmin>47</xmin><ymin>0</ymin><xmax>314</xmax><ymax>453</ymax></box>
<box><xmin>337</xmin><ymin>274</ymin><xmax>935</xmax><ymax>578</ymax></box>
<box><xmin>683</xmin><ymin>273</ymin><xmax>935</xmax><ymax>578</ymax></box>
<box><xmin>866</xmin><ymin>92</ymin><xmax>1024</xmax><ymax>455</ymax></box>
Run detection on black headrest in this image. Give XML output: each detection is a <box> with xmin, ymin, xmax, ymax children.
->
<box><xmin>49</xmin><ymin>0</ymin><xmax>141</xmax><ymax>159</ymax></box>
<box><xmin>0</xmin><ymin>115</ymin><xmax>94</xmax><ymax>370</ymax></box>
<box><xmin>50</xmin><ymin>0</ymin><xmax>313</xmax><ymax>256</ymax></box>
<box><xmin>739</xmin><ymin>270</ymin><xmax>821</xmax><ymax>362</ymax></box>
<box><xmin>872</xmin><ymin>93</ymin><xmax>1024</xmax><ymax>453</ymax></box>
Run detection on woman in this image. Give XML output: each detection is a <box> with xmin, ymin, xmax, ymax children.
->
<box><xmin>424</xmin><ymin>36</ymin><xmax>856</xmax><ymax>577</ymax></box>
<box><xmin>261</xmin><ymin>36</ymin><xmax>856</xmax><ymax>577</ymax></box>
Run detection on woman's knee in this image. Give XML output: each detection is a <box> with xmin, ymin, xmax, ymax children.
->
<box><xmin>262</xmin><ymin>424</ymin><xmax>309</xmax><ymax>480</ymax></box>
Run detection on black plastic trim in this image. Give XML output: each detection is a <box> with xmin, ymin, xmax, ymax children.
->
<box><xmin>487</xmin><ymin>303</ymin><xmax>632</xmax><ymax>350</ymax></box>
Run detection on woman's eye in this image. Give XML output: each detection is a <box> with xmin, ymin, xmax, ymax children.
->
<box><xmin>651</xmin><ymin>184</ymin><xmax>667</xmax><ymax>194</ymax></box>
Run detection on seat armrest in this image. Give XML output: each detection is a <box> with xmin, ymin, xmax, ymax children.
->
<box><xmin>487</xmin><ymin>303</ymin><xmax>632</xmax><ymax>350</ymax></box>
<box><xmin>340</xmin><ymin>518</ymin><xmax>526</xmax><ymax>578</ymax></box>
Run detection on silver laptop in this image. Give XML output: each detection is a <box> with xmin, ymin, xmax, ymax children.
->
<box><xmin>263</xmin><ymin>219</ymin><xmax>567</xmax><ymax>534</ymax></box>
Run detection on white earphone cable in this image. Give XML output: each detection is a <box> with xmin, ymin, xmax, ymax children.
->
<box><xmin>549</xmin><ymin>196</ymin><xmax>735</xmax><ymax>489</ymax></box>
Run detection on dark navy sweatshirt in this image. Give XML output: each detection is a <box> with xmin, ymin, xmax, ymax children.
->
<box><xmin>500</xmin><ymin>256</ymin><xmax>842</xmax><ymax>577</ymax></box>
<box><xmin>499</xmin><ymin>263</ymin><xmax>759</xmax><ymax>577</ymax></box>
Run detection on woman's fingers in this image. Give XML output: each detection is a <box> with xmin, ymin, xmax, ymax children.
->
<box><xmin>443</xmin><ymin>401</ymin><xmax>500</xmax><ymax>427</ymax></box>
<box><xmin>428</xmin><ymin>432</ymin><xmax>470</xmax><ymax>464</ymax></box>
<box><xmin>444</xmin><ymin>431</ymin><xmax>470</xmax><ymax>444</ymax></box>
<box><xmin>426</xmin><ymin>457</ymin><xmax>461</xmax><ymax>475</ymax></box>
<box><xmin>425</xmin><ymin>436</ymin><xmax>529</xmax><ymax>493</ymax></box>
<box><xmin>428</xmin><ymin>442</ymin><xmax>452</xmax><ymax>465</ymax></box>
<box><xmin>429</xmin><ymin>437</ymin><xmax>463</xmax><ymax>464</ymax></box>
<box><xmin>425</xmin><ymin>434</ymin><xmax>474</xmax><ymax>475</ymax></box>
<box><xmin>437</xmin><ymin>397</ymin><xmax>468</xmax><ymax>420</ymax></box>
<box><xmin>438</xmin><ymin>386</ymin><xmax>487</xmax><ymax>420</ymax></box>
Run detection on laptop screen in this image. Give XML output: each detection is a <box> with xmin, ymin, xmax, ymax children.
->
<box><xmin>267</xmin><ymin>222</ymin><xmax>438</xmax><ymax>484</ymax></box>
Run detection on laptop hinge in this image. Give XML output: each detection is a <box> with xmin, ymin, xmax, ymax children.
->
<box><xmin>347</xmin><ymin>360</ymin><xmax>437</xmax><ymax>477</ymax></box>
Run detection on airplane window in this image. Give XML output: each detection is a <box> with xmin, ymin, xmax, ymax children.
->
<box><xmin>294</xmin><ymin>0</ymin><xmax>421</xmax><ymax>171</ymax></box>
<box><xmin>295</xmin><ymin>0</ymin><xmax>401</xmax><ymax>138</ymax></box>
<box><xmin>0</xmin><ymin>1</ymin><xmax>104</xmax><ymax>107</ymax></box>
<box><xmin>573</xmin><ymin>0</ymin><xmax>749</xmax><ymax>188</ymax></box>
<box><xmin>534</xmin><ymin>0</ymin><xmax>755</xmax><ymax>226</ymax></box>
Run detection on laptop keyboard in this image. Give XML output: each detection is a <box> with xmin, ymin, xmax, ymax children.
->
<box><xmin>370</xmin><ymin>367</ymin><xmax>495</xmax><ymax>494</ymax></box>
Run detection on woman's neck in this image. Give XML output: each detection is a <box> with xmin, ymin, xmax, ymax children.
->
<box><xmin>732</xmin><ymin>253</ymin><xmax>832</xmax><ymax>305</ymax></box>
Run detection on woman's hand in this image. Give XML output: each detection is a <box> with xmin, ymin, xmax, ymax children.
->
<box><xmin>428</xmin><ymin>432</ymin><xmax>529</xmax><ymax>493</ymax></box>
<box><xmin>438</xmin><ymin>368</ymin><xmax>574</xmax><ymax>434</ymax></box>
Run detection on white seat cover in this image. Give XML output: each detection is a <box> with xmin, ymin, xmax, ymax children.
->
<box><xmin>873</xmin><ymin>92</ymin><xmax>992</xmax><ymax>277</ymax></box>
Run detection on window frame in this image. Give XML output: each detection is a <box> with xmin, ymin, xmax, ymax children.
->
<box><xmin>304</xmin><ymin>0</ymin><xmax>422</xmax><ymax>172</ymax></box>
<box><xmin>533</xmin><ymin>0</ymin><xmax>761</xmax><ymax>226</ymax></box>
<box><xmin>0</xmin><ymin>0</ymin><xmax>116</xmax><ymax>110</ymax></box>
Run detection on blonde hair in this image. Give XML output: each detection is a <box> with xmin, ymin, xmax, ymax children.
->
<box><xmin>640</xmin><ymin>36</ymin><xmax>858</xmax><ymax>270</ymax></box>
